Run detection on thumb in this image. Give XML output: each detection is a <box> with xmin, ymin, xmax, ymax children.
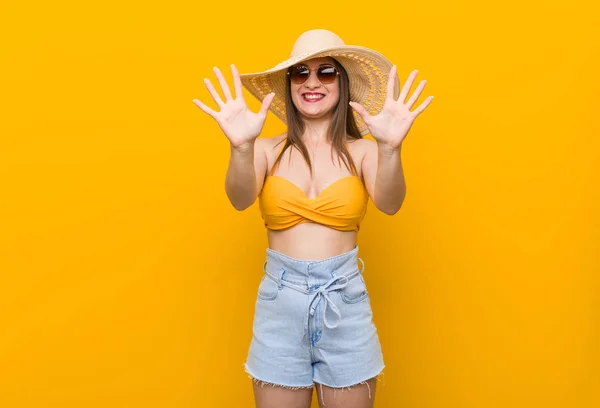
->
<box><xmin>258</xmin><ymin>92</ymin><xmax>276</xmax><ymax>117</ymax></box>
<box><xmin>349</xmin><ymin>101</ymin><xmax>370</xmax><ymax>124</ymax></box>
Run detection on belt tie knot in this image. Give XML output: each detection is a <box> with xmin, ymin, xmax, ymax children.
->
<box><xmin>307</xmin><ymin>274</ymin><xmax>350</xmax><ymax>330</ymax></box>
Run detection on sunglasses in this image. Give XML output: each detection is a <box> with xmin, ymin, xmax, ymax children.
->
<box><xmin>287</xmin><ymin>64</ymin><xmax>340</xmax><ymax>85</ymax></box>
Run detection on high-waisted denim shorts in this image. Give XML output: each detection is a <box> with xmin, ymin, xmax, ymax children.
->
<box><xmin>244</xmin><ymin>245</ymin><xmax>385</xmax><ymax>389</ymax></box>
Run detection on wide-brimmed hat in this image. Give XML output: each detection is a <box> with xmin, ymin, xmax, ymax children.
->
<box><xmin>239</xmin><ymin>29</ymin><xmax>399</xmax><ymax>136</ymax></box>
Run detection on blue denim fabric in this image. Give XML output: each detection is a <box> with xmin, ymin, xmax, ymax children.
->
<box><xmin>244</xmin><ymin>245</ymin><xmax>385</xmax><ymax>388</ymax></box>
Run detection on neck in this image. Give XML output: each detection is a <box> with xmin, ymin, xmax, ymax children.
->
<box><xmin>300</xmin><ymin>116</ymin><xmax>332</xmax><ymax>145</ymax></box>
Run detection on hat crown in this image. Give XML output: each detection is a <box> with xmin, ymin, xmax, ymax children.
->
<box><xmin>290</xmin><ymin>29</ymin><xmax>345</xmax><ymax>58</ymax></box>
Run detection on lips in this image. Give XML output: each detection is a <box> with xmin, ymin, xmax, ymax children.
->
<box><xmin>302</xmin><ymin>93</ymin><xmax>325</xmax><ymax>102</ymax></box>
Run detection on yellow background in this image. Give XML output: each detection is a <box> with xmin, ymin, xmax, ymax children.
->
<box><xmin>1</xmin><ymin>0</ymin><xmax>598</xmax><ymax>407</ymax></box>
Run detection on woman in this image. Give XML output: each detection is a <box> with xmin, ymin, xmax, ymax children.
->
<box><xmin>193</xmin><ymin>29</ymin><xmax>433</xmax><ymax>408</ymax></box>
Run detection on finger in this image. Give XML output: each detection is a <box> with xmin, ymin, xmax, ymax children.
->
<box><xmin>349</xmin><ymin>101</ymin><xmax>371</xmax><ymax>125</ymax></box>
<box><xmin>192</xmin><ymin>98</ymin><xmax>218</xmax><ymax>119</ymax></box>
<box><xmin>405</xmin><ymin>80</ymin><xmax>427</xmax><ymax>109</ymax></box>
<box><xmin>204</xmin><ymin>78</ymin><xmax>225</xmax><ymax>108</ymax></box>
<box><xmin>213</xmin><ymin>66</ymin><xmax>234</xmax><ymax>101</ymax></box>
<box><xmin>231</xmin><ymin>64</ymin><xmax>244</xmax><ymax>101</ymax></box>
<box><xmin>258</xmin><ymin>92</ymin><xmax>275</xmax><ymax>117</ymax></box>
<box><xmin>412</xmin><ymin>96</ymin><xmax>434</xmax><ymax>116</ymax></box>
<box><xmin>398</xmin><ymin>69</ymin><xmax>419</xmax><ymax>104</ymax></box>
<box><xmin>386</xmin><ymin>65</ymin><xmax>397</xmax><ymax>102</ymax></box>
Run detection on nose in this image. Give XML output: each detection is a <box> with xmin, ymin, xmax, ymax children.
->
<box><xmin>303</xmin><ymin>70</ymin><xmax>322</xmax><ymax>89</ymax></box>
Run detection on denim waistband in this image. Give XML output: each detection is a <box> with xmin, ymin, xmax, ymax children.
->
<box><xmin>262</xmin><ymin>246</ymin><xmax>365</xmax><ymax>331</ymax></box>
<box><xmin>264</xmin><ymin>245</ymin><xmax>363</xmax><ymax>287</ymax></box>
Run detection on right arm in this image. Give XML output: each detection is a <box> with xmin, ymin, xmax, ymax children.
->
<box><xmin>192</xmin><ymin>63</ymin><xmax>275</xmax><ymax>211</ymax></box>
<box><xmin>225</xmin><ymin>138</ymin><xmax>268</xmax><ymax>211</ymax></box>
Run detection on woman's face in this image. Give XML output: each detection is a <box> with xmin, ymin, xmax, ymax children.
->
<box><xmin>289</xmin><ymin>57</ymin><xmax>340</xmax><ymax>120</ymax></box>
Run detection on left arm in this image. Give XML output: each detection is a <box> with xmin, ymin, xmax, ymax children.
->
<box><xmin>361</xmin><ymin>139</ymin><xmax>406</xmax><ymax>215</ymax></box>
<box><xmin>351</xmin><ymin>65</ymin><xmax>433</xmax><ymax>215</ymax></box>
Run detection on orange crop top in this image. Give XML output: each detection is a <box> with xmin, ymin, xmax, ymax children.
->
<box><xmin>259</xmin><ymin>142</ymin><xmax>369</xmax><ymax>232</ymax></box>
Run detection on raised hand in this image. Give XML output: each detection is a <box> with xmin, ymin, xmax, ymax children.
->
<box><xmin>193</xmin><ymin>64</ymin><xmax>276</xmax><ymax>148</ymax></box>
<box><xmin>349</xmin><ymin>66</ymin><xmax>433</xmax><ymax>150</ymax></box>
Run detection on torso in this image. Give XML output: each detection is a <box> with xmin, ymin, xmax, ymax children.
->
<box><xmin>262</xmin><ymin>133</ymin><xmax>369</xmax><ymax>260</ymax></box>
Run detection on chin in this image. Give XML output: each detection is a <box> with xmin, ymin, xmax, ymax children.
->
<box><xmin>297</xmin><ymin>104</ymin><xmax>336</xmax><ymax>118</ymax></box>
<box><xmin>300</xmin><ymin>110</ymin><xmax>334</xmax><ymax>120</ymax></box>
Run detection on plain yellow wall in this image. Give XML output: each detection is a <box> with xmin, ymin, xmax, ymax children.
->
<box><xmin>1</xmin><ymin>0</ymin><xmax>598</xmax><ymax>407</ymax></box>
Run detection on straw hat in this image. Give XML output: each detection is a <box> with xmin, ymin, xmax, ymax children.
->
<box><xmin>239</xmin><ymin>29</ymin><xmax>400</xmax><ymax>136</ymax></box>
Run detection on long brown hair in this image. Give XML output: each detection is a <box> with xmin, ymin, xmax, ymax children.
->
<box><xmin>271</xmin><ymin>58</ymin><xmax>363</xmax><ymax>177</ymax></box>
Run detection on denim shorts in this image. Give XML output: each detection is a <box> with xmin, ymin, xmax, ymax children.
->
<box><xmin>244</xmin><ymin>245</ymin><xmax>385</xmax><ymax>389</ymax></box>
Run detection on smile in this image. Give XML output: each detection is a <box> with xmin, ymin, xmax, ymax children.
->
<box><xmin>302</xmin><ymin>93</ymin><xmax>325</xmax><ymax>102</ymax></box>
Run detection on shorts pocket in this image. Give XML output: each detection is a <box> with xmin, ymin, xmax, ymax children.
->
<box><xmin>340</xmin><ymin>275</ymin><xmax>369</xmax><ymax>304</ymax></box>
<box><xmin>257</xmin><ymin>274</ymin><xmax>279</xmax><ymax>301</ymax></box>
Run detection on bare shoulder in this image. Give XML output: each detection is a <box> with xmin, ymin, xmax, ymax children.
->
<box><xmin>347</xmin><ymin>137</ymin><xmax>376</xmax><ymax>150</ymax></box>
<box><xmin>260</xmin><ymin>132</ymin><xmax>288</xmax><ymax>158</ymax></box>
<box><xmin>347</xmin><ymin>137</ymin><xmax>377</xmax><ymax>163</ymax></box>
<box><xmin>348</xmin><ymin>137</ymin><xmax>377</xmax><ymax>150</ymax></box>
<box><xmin>252</xmin><ymin>133</ymin><xmax>287</xmax><ymax>192</ymax></box>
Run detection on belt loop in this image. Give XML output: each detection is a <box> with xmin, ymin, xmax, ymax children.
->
<box><xmin>358</xmin><ymin>257</ymin><xmax>365</xmax><ymax>274</ymax></box>
<box><xmin>278</xmin><ymin>268</ymin><xmax>285</xmax><ymax>289</ymax></box>
<box><xmin>264</xmin><ymin>260</ymin><xmax>284</xmax><ymax>289</ymax></box>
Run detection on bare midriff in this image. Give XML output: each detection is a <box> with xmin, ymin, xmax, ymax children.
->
<box><xmin>267</xmin><ymin>224</ymin><xmax>358</xmax><ymax>260</ymax></box>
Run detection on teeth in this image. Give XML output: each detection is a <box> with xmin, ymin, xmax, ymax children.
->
<box><xmin>303</xmin><ymin>94</ymin><xmax>324</xmax><ymax>100</ymax></box>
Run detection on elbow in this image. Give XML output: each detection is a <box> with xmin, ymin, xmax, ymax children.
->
<box><xmin>378</xmin><ymin>195</ymin><xmax>406</xmax><ymax>215</ymax></box>
<box><xmin>232</xmin><ymin>203</ymin><xmax>248</xmax><ymax>211</ymax></box>
<box><xmin>230</xmin><ymin>197</ymin><xmax>255</xmax><ymax>211</ymax></box>
<box><xmin>225</xmin><ymin>182</ymin><xmax>257</xmax><ymax>211</ymax></box>
<box><xmin>382</xmin><ymin>205</ymin><xmax>402</xmax><ymax>216</ymax></box>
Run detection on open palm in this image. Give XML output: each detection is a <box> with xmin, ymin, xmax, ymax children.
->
<box><xmin>350</xmin><ymin>66</ymin><xmax>433</xmax><ymax>149</ymax></box>
<box><xmin>193</xmin><ymin>64</ymin><xmax>275</xmax><ymax>148</ymax></box>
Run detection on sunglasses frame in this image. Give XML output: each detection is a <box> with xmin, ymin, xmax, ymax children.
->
<box><xmin>286</xmin><ymin>64</ymin><xmax>340</xmax><ymax>85</ymax></box>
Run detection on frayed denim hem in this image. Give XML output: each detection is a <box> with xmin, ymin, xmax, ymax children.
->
<box><xmin>243</xmin><ymin>363</ymin><xmax>314</xmax><ymax>390</ymax></box>
<box><xmin>314</xmin><ymin>369</ymin><xmax>386</xmax><ymax>406</ymax></box>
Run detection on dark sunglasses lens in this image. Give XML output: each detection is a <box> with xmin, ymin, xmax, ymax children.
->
<box><xmin>317</xmin><ymin>66</ymin><xmax>338</xmax><ymax>83</ymax></box>
<box><xmin>290</xmin><ymin>66</ymin><xmax>309</xmax><ymax>84</ymax></box>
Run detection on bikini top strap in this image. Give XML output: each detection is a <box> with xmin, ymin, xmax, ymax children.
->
<box><xmin>345</xmin><ymin>141</ymin><xmax>359</xmax><ymax>177</ymax></box>
<box><xmin>269</xmin><ymin>140</ymin><xmax>287</xmax><ymax>176</ymax></box>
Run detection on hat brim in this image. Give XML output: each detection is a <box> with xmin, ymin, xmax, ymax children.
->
<box><xmin>239</xmin><ymin>45</ymin><xmax>400</xmax><ymax>136</ymax></box>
